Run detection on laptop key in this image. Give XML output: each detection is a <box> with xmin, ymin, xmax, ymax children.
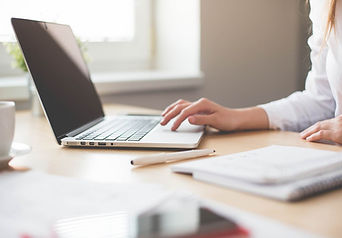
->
<box><xmin>94</xmin><ymin>131</ymin><xmax>115</xmax><ymax>140</ymax></box>
<box><xmin>82</xmin><ymin>135</ymin><xmax>97</xmax><ymax>140</ymax></box>
<box><xmin>128</xmin><ymin>137</ymin><xmax>142</xmax><ymax>141</ymax></box>
<box><xmin>105</xmin><ymin>133</ymin><xmax>121</xmax><ymax>140</ymax></box>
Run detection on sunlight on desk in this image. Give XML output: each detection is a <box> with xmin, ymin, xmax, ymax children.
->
<box><xmin>9</xmin><ymin>104</ymin><xmax>342</xmax><ymax>238</ymax></box>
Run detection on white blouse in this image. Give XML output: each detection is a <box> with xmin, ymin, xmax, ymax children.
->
<box><xmin>259</xmin><ymin>0</ymin><xmax>342</xmax><ymax>132</ymax></box>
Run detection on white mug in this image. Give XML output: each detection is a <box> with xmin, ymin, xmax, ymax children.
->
<box><xmin>0</xmin><ymin>101</ymin><xmax>15</xmax><ymax>159</ymax></box>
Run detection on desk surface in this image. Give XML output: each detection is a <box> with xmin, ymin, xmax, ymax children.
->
<box><xmin>11</xmin><ymin>104</ymin><xmax>342</xmax><ymax>238</ymax></box>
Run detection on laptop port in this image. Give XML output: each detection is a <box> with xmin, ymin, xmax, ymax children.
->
<box><xmin>80</xmin><ymin>142</ymin><xmax>86</xmax><ymax>145</ymax></box>
<box><xmin>89</xmin><ymin>142</ymin><xmax>95</xmax><ymax>146</ymax></box>
<box><xmin>98</xmin><ymin>142</ymin><xmax>106</xmax><ymax>146</ymax></box>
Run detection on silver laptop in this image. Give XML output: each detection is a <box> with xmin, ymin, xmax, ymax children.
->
<box><xmin>12</xmin><ymin>18</ymin><xmax>204</xmax><ymax>149</ymax></box>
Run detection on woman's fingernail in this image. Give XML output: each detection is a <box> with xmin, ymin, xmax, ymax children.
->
<box><xmin>188</xmin><ymin>116</ymin><xmax>196</xmax><ymax>123</ymax></box>
<box><xmin>161</xmin><ymin>109</ymin><xmax>168</xmax><ymax>116</ymax></box>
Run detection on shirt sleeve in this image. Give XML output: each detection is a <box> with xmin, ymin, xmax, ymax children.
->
<box><xmin>258</xmin><ymin>0</ymin><xmax>335</xmax><ymax>132</ymax></box>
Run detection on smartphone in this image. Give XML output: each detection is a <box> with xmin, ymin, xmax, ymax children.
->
<box><xmin>54</xmin><ymin>198</ymin><xmax>249</xmax><ymax>238</ymax></box>
<box><xmin>135</xmin><ymin>206</ymin><xmax>248</xmax><ymax>238</ymax></box>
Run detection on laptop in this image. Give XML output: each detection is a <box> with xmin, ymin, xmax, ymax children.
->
<box><xmin>11</xmin><ymin>18</ymin><xmax>204</xmax><ymax>149</ymax></box>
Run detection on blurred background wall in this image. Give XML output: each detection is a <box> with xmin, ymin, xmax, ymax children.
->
<box><xmin>102</xmin><ymin>0</ymin><xmax>311</xmax><ymax>110</ymax></box>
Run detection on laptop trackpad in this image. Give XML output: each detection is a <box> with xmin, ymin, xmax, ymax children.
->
<box><xmin>141</xmin><ymin>119</ymin><xmax>204</xmax><ymax>144</ymax></box>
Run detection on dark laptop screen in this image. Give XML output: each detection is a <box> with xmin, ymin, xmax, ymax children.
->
<box><xmin>12</xmin><ymin>18</ymin><xmax>104</xmax><ymax>143</ymax></box>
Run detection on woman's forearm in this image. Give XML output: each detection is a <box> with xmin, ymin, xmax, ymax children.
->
<box><xmin>232</xmin><ymin>107</ymin><xmax>270</xmax><ymax>131</ymax></box>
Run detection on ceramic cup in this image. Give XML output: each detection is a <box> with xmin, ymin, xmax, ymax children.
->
<box><xmin>0</xmin><ymin>101</ymin><xmax>15</xmax><ymax>159</ymax></box>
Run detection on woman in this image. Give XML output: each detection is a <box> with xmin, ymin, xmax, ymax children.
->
<box><xmin>160</xmin><ymin>0</ymin><xmax>342</xmax><ymax>145</ymax></box>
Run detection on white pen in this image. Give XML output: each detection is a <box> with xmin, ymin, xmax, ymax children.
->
<box><xmin>130</xmin><ymin>149</ymin><xmax>215</xmax><ymax>166</ymax></box>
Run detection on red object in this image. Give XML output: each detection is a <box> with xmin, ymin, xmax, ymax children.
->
<box><xmin>176</xmin><ymin>226</ymin><xmax>250</xmax><ymax>238</ymax></box>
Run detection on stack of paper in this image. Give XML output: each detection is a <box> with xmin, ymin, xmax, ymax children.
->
<box><xmin>172</xmin><ymin>145</ymin><xmax>342</xmax><ymax>201</ymax></box>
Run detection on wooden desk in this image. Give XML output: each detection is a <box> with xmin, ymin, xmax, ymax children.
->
<box><xmin>11</xmin><ymin>104</ymin><xmax>342</xmax><ymax>238</ymax></box>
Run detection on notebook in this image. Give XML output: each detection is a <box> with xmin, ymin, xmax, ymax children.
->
<box><xmin>11</xmin><ymin>18</ymin><xmax>204</xmax><ymax>149</ymax></box>
<box><xmin>172</xmin><ymin>145</ymin><xmax>342</xmax><ymax>201</ymax></box>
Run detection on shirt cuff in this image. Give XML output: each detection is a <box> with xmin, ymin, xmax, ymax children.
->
<box><xmin>257</xmin><ymin>103</ymin><xmax>282</xmax><ymax>130</ymax></box>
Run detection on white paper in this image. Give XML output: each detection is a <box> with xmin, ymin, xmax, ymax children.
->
<box><xmin>0</xmin><ymin>170</ymin><xmax>170</xmax><ymax>238</ymax></box>
<box><xmin>172</xmin><ymin>145</ymin><xmax>339</xmax><ymax>184</ymax></box>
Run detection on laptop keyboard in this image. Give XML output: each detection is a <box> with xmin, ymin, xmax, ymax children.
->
<box><xmin>76</xmin><ymin>117</ymin><xmax>160</xmax><ymax>142</ymax></box>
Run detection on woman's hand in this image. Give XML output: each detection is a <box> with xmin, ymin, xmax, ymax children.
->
<box><xmin>300</xmin><ymin>116</ymin><xmax>342</xmax><ymax>144</ymax></box>
<box><xmin>160</xmin><ymin>98</ymin><xmax>269</xmax><ymax>131</ymax></box>
<box><xmin>160</xmin><ymin>98</ymin><xmax>236</xmax><ymax>131</ymax></box>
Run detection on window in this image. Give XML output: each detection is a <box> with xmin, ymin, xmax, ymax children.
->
<box><xmin>0</xmin><ymin>0</ymin><xmax>135</xmax><ymax>42</ymax></box>
<box><xmin>0</xmin><ymin>0</ymin><xmax>202</xmax><ymax>101</ymax></box>
<box><xmin>0</xmin><ymin>0</ymin><xmax>152</xmax><ymax>76</ymax></box>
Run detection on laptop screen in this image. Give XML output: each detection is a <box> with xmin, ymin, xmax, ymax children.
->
<box><xmin>12</xmin><ymin>18</ymin><xmax>104</xmax><ymax>143</ymax></box>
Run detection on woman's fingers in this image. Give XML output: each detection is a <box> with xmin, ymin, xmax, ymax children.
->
<box><xmin>160</xmin><ymin>102</ymin><xmax>191</xmax><ymax>126</ymax></box>
<box><xmin>161</xmin><ymin>98</ymin><xmax>223</xmax><ymax>131</ymax></box>
<box><xmin>301</xmin><ymin>116</ymin><xmax>342</xmax><ymax>144</ymax></box>
<box><xmin>171</xmin><ymin>98</ymin><xmax>213</xmax><ymax>131</ymax></box>
<box><xmin>300</xmin><ymin>121</ymin><xmax>329</xmax><ymax>139</ymax></box>
<box><xmin>161</xmin><ymin>99</ymin><xmax>189</xmax><ymax>116</ymax></box>
<box><xmin>305</xmin><ymin>130</ymin><xmax>334</xmax><ymax>142</ymax></box>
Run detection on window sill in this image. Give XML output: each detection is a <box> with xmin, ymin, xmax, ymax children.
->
<box><xmin>0</xmin><ymin>71</ymin><xmax>204</xmax><ymax>101</ymax></box>
<box><xmin>0</xmin><ymin>77</ymin><xmax>29</xmax><ymax>101</ymax></box>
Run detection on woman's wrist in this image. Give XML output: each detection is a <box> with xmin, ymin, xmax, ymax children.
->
<box><xmin>231</xmin><ymin>107</ymin><xmax>270</xmax><ymax>131</ymax></box>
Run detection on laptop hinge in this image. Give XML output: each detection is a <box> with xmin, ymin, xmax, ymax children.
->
<box><xmin>58</xmin><ymin>117</ymin><xmax>105</xmax><ymax>141</ymax></box>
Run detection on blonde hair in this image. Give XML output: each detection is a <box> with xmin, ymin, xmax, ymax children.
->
<box><xmin>325</xmin><ymin>0</ymin><xmax>337</xmax><ymax>40</ymax></box>
<box><xmin>306</xmin><ymin>0</ymin><xmax>337</xmax><ymax>41</ymax></box>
